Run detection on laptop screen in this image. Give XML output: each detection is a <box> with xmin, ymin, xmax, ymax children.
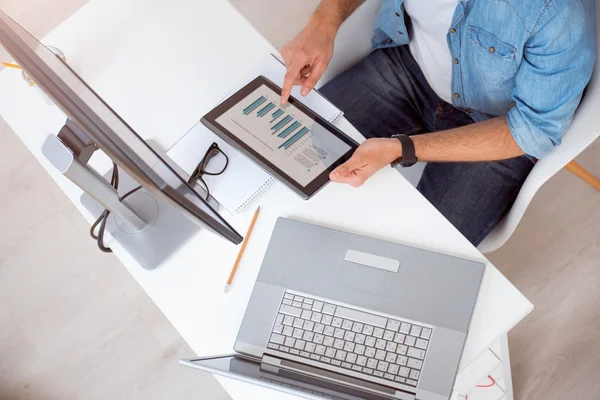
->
<box><xmin>181</xmin><ymin>355</ymin><xmax>396</xmax><ymax>400</ymax></box>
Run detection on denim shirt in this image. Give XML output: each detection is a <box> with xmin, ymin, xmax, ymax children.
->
<box><xmin>372</xmin><ymin>0</ymin><xmax>596</xmax><ymax>159</ymax></box>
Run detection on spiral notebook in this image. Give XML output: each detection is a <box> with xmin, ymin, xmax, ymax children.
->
<box><xmin>167</xmin><ymin>54</ymin><xmax>343</xmax><ymax>214</ymax></box>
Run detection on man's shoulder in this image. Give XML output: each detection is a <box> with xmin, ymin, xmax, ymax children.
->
<box><xmin>502</xmin><ymin>0</ymin><xmax>590</xmax><ymax>35</ymax></box>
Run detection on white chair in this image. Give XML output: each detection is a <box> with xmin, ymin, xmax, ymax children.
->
<box><xmin>320</xmin><ymin>0</ymin><xmax>600</xmax><ymax>254</ymax></box>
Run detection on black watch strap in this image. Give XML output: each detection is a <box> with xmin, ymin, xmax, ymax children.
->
<box><xmin>391</xmin><ymin>134</ymin><xmax>418</xmax><ymax>168</ymax></box>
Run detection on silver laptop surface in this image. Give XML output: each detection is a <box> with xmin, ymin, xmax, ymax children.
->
<box><xmin>181</xmin><ymin>218</ymin><xmax>485</xmax><ymax>400</ymax></box>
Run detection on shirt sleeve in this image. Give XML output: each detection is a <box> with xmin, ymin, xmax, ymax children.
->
<box><xmin>506</xmin><ymin>2</ymin><xmax>595</xmax><ymax>159</ymax></box>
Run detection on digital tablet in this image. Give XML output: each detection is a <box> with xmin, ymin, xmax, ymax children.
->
<box><xmin>201</xmin><ymin>76</ymin><xmax>359</xmax><ymax>200</ymax></box>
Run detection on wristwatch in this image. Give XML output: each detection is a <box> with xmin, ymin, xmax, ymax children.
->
<box><xmin>391</xmin><ymin>134</ymin><xmax>418</xmax><ymax>168</ymax></box>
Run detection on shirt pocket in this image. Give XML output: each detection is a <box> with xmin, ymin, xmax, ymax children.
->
<box><xmin>469</xmin><ymin>26</ymin><xmax>518</xmax><ymax>88</ymax></box>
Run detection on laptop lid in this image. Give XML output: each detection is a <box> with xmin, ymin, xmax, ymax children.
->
<box><xmin>180</xmin><ymin>355</ymin><xmax>401</xmax><ymax>400</ymax></box>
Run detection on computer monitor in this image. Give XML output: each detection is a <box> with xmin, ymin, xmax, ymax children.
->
<box><xmin>0</xmin><ymin>10</ymin><xmax>243</xmax><ymax>247</ymax></box>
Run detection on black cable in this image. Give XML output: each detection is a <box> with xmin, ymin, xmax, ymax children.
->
<box><xmin>89</xmin><ymin>163</ymin><xmax>141</xmax><ymax>253</ymax></box>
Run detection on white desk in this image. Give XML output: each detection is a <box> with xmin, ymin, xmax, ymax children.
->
<box><xmin>0</xmin><ymin>1</ymin><xmax>532</xmax><ymax>399</ymax></box>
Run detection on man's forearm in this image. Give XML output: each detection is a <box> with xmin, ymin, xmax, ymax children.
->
<box><xmin>311</xmin><ymin>0</ymin><xmax>366</xmax><ymax>30</ymax></box>
<box><xmin>411</xmin><ymin>117</ymin><xmax>525</xmax><ymax>162</ymax></box>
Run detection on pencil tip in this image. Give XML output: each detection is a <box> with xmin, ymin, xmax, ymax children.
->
<box><xmin>224</xmin><ymin>284</ymin><xmax>230</xmax><ymax>294</ymax></box>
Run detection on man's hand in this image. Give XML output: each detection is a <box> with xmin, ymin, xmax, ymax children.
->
<box><xmin>330</xmin><ymin>138</ymin><xmax>403</xmax><ymax>187</ymax></box>
<box><xmin>280</xmin><ymin>18</ymin><xmax>337</xmax><ymax>104</ymax></box>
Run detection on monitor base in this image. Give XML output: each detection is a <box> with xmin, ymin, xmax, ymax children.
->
<box><xmin>80</xmin><ymin>170</ymin><xmax>214</xmax><ymax>270</ymax></box>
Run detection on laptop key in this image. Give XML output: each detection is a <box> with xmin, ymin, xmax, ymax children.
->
<box><xmin>407</xmin><ymin>358</ymin><xmax>423</xmax><ymax>370</ymax></box>
<box><xmin>342</xmin><ymin>320</ymin><xmax>354</xmax><ymax>330</ymax></box>
<box><xmin>386</xmin><ymin>320</ymin><xmax>401</xmax><ymax>332</ymax></box>
<box><xmin>373</xmin><ymin>328</ymin><xmax>385</xmax><ymax>338</ymax></box>
<box><xmin>293</xmin><ymin>328</ymin><xmax>304</xmax><ymax>339</ymax></box>
<box><xmin>302</xmin><ymin>303</ymin><xmax>312</xmax><ymax>310</ymax></box>
<box><xmin>270</xmin><ymin>333</ymin><xmax>286</xmax><ymax>345</ymax></box>
<box><xmin>354</xmin><ymin>344</ymin><xmax>366</xmax><ymax>355</ymax></box>
<box><xmin>311</xmin><ymin>312</ymin><xmax>322</xmax><ymax>323</ymax></box>
<box><xmin>354</xmin><ymin>334</ymin><xmax>366</xmax><ymax>345</ymax></box>
<box><xmin>321</xmin><ymin>315</ymin><xmax>333</xmax><ymax>325</ymax></box>
<box><xmin>293</xmin><ymin>301</ymin><xmax>302</xmax><ymax>308</ymax></box>
<box><xmin>375</xmin><ymin>350</ymin><xmax>386</xmax><ymax>360</ymax></box>
<box><xmin>313</xmin><ymin>334</ymin><xmax>324</xmax><ymax>344</ymax></box>
<box><xmin>399</xmin><ymin>367</ymin><xmax>410</xmax><ymax>377</ymax></box>
<box><xmin>357</xmin><ymin>355</ymin><xmax>367</xmax><ymax>366</ymax></box>
<box><xmin>332</xmin><ymin>317</ymin><xmax>343</xmax><ymax>328</ymax></box>
<box><xmin>385</xmin><ymin>353</ymin><xmax>397</xmax><ymax>363</ymax></box>
<box><xmin>421</xmin><ymin>328</ymin><xmax>432</xmax><ymax>340</ymax></box>
<box><xmin>346</xmin><ymin>353</ymin><xmax>357</xmax><ymax>363</ymax></box>
<box><xmin>384</xmin><ymin>330</ymin><xmax>395</xmax><ymax>341</ymax></box>
<box><xmin>267</xmin><ymin>343</ymin><xmax>279</xmax><ymax>350</ymax></box>
<box><xmin>386</xmin><ymin>342</ymin><xmax>397</xmax><ymax>352</ymax></box>
<box><xmin>375</xmin><ymin>339</ymin><xmax>387</xmax><ymax>349</ymax></box>
<box><xmin>384</xmin><ymin>373</ymin><xmax>395</xmax><ymax>380</ymax></box>
<box><xmin>322</xmin><ymin>304</ymin><xmax>336</xmax><ymax>315</ymax></box>
<box><xmin>407</xmin><ymin>347</ymin><xmax>426</xmax><ymax>360</ymax></box>
<box><xmin>352</xmin><ymin>365</ymin><xmax>362</xmax><ymax>372</ymax></box>
<box><xmin>283</xmin><ymin>315</ymin><xmax>294</xmax><ymax>326</ymax></box>
<box><xmin>373</xmin><ymin>371</ymin><xmax>384</xmax><ymax>378</ymax></box>
<box><xmin>313</xmin><ymin>324</ymin><xmax>325</xmax><ymax>334</ymax></box>
<box><xmin>352</xmin><ymin>322</ymin><xmax>364</xmax><ymax>333</ymax></box>
<box><xmin>333</xmin><ymin>339</ymin><xmax>345</xmax><ymax>349</ymax></box>
<box><xmin>300</xmin><ymin>351</ymin><xmax>310</xmax><ymax>358</ymax></box>
<box><xmin>284</xmin><ymin>293</ymin><xmax>294</xmax><ymax>300</ymax></box>
<box><xmin>323</xmin><ymin>337</ymin><xmax>334</xmax><ymax>347</ymax></box>
<box><xmin>284</xmin><ymin>337</ymin><xmax>295</xmax><ymax>347</ymax></box>
<box><xmin>416</xmin><ymin>339</ymin><xmax>429</xmax><ymax>350</ymax></box>
<box><xmin>279</xmin><ymin>346</ymin><xmax>289</xmax><ymax>352</ymax></box>
<box><xmin>364</xmin><ymin>347</ymin><xmax>376</xmax><ymax>357</ymax></box>
<box><xmin>282</xmin><ymin>299</ymin><xmax>292</xmax><ymax>306</ymax></box>
<box><xmin>377</xmin><ymin>361</ymin><xmax>389</xmax><ymax>372</ymax></box>
<box><xmin>363</xmin><ymin>368</ymin><xmax>373</xmax><ymax>375</ymax></box>
<box><xmin>294</xmin><ymin>340</ymin><xmax>306</xmax><ymax>350</ymax></box>
<box><xmin>388</xmin><ymin>364</ymin><xmax>399</xmax><ymax>374</ymax></box>
<box><xmin>305</xmin><ymin>343</ymin><xmax>316</xmax><ymax>353</ymax></box>
<box><xmin>301</xmin><ymin>310</ymin><xmax>312</xmax><ymax>320</ymax></box>
<box><xmin>282</xmin><ymin>326</ymin><xmax>294</xmax><ymax>336</ymax></box>
<box><xmin>325</xmin><ymin>347</ymin><xmax>336</xmax><ymax>358</ymax></box>
<box><xmin>395</xmin><ymin>376</ymin><xmax>406</xmax><ymax>383</ymax></box>
<box><xmin>409</xmin><ymin>369</ymin><xmax>420</xmax><ymax>380</ymax></box>
<box><xmin>365</xmin><ymin>337</ymin><xmax>376</xmax><ymax>347</ymax></box>
<box><xmin>396</xmin><ymin>345</ymin><xmax>408</xmax><ymax>355</ymax></box>
<box><xmin>293</xmin><ymin>318</ymin><xmax>304</xmax><ymax>328</ymax></box>
<box><xmin>315</xmin><ymin>345</ymin><xmax>326</xmax><ymax>355</ymax></box>
<box><xmin>324</xmin><ymin>326</ymin><xmax>335</xmax><ymax>337</ymax></box>
<box><xmin>273</xmin><ymin>324</ymin><xmax>284</xmax><ymax>334</ymax></box>
<box><xmin>310</xmin><ymin>354</ymin><xmax>320</xmax><ymax>361</ymax></box>
<box><xmin>344</xmin><ymin>331</ymin><xmax>356</xmax><ymax>342</ymax></box>
<box><xmin>320</xmin><ymin>356</ymin><xmax>331</xmax><ymax>363</ymax></box>
<box><xmin>303</xmin><ymin>331</ymin><xmax>314</xmax><ymax>342</ymax></box>
<box><xmin>406</xmin><ymin>379</ymin><xmax>418</xmax><ymax>387</ymax></box>
<box><xmin>400</xmin><ymin>322</ymin><xmax>411</xmax><ymax>334</ymax></box>
<box><xmin>341</xmin><ymin>362</ymin><xmax>352</xmax><ymax>369</ymax></box>
<box><xmin>394</xmin><ymin>333</ymin><xmax>406</xmax><ymax>344</ymax></box>
<box><xmin>312</xmin><ymin>301</ymin><xmax>324</xmax><ymax>312</ymax></box>
<box><xmin>362</xmin><ymin>325</ymin><xmax>374</xmax><ymax>336</ymax></box>
<box><xmin>290</xmin><ymin>349</ymin><xmax>300</xmax><ymax>355</ymax></box>
<box><xmin>404</xmin><ymin>336</ymin><xmax>416</xmax><ymax>347</ymax></box>
<box><xmin>331</xmin><ymin>360</ymin><xmax>342</xmax><ymax>366</ymax></box>
<box><xmin>335</xmin><ymin>350</ymin><xmax>346</xmax><ymax>361</ymax></box>
<box><xmin>303</xmin><ymin>321</ymin><xmax>315</xmax><ymax>331</ymax></box>
<box><xmin>334</xmin><ymin>328</ymin><xmax>345</xmax><ymax>339</ymax></box>
<box><xmin>367</xmin><ymin>358</ymin><xmax>378</xmax><ymax>369</ymax></box>
<box><xmin>410</xmin><ymin>326</ymin><xmax>422</xmax><ymax>337</ymax></box>
<box><xmin>397</xmin><ymin>356</ymin><xmax>408</xmax><ymax>366</ymax></box>
<box><xmin>343</xmin><ymin>342</ymin><xmax>355</xmax><ymax>353</ymax></box>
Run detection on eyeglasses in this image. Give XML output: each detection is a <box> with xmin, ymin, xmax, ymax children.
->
<box><xmin>188</xmin><ymin>142</ymin><xmax>229</xmax><ymax>200</ymax></box>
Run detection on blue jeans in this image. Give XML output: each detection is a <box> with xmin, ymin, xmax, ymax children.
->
<box><xmin>320</xmin><ymin>46</ymin><xmax>534</xmax><ymax>246</ymax></box>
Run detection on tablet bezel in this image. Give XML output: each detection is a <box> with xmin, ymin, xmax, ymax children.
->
<box><xmin>201</xmin><ymin>75</ymin><xmax>359</xmax><ymax>200</ymax></box>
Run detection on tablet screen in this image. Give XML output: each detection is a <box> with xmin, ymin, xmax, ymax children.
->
<box><xmin>215</xmin><ymin>84</ymin><xmax>352</xmax><ymax>187</ymax></box>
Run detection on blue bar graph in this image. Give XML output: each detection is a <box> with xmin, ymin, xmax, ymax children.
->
<box><xmin>272</xmin><ymin>115</ymin><xmax>293</xmax><ymax>133</ymax></box>
<box><xmin>270</xmin><ymin>109</ymin><xmax>284</xmax><ymax>122</ymax></box>
<box><xmin>278</xmin><ymin>121</ymin><xmax>301</xmax><ymax>138</ymax></box>
<box><xmin>280</xmin><ymin>127</ymin><xmax>310</xmax><ymax>149</ymax></box>
<box><xmin>243</xmin><ymin>96</ymin><xmax>267</xmax><ymax>115</ymax></box>
<box><xmin>257</xmin><ymin>102</ymin><xmax>275</xmax><ymax>117</ymax></box>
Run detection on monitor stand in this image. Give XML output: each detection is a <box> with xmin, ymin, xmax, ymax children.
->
<box><xmin>42</xmin><ymin>119</ymin><xmax>216</xmax><ymax>270</ymax></box>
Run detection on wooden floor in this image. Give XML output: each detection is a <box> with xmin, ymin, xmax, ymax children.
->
<box><xmin>1</xmin><ymin>1</ymin><xmax>600</xmax><ymax>399</ymax></box>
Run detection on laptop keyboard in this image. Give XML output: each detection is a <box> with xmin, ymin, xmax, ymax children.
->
<box><xmin>266</xmin><ymin>291</ymin><xmax>432</xmax><ymax>389</ymax></box>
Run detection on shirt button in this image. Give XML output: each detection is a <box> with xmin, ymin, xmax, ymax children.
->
<box><xmin>489</xmin><ymin>47</ymin><xmax>495</xmax><ymax>53</ymax></box>
<box><xmin>454</xmin><ymin>58</ymin><xmax>459</xmax><ymax>64</ymax></box>
<box><xmin>454</xmin><ymin>93</ymin><xmax>461</xmax><ymax>99</ymax></box>
<box><xmin>395</xmin><ymin>12</ymin><xmax>401</xmax><ymax>17</ymax></box>
<box><xmin>450</xmin><ymin>28</ymin><xmax>457</xmax><ymax>33</ymax></box>
<box><xmin>465</xmin><ymin>108</ymin><xmax>472</xmax><ymax>112</ymax></box>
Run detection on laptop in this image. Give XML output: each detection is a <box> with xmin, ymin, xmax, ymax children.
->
<box><xmin>181</xmin><ymin>218</ymin><xmax>485</xmax><ymax>400</ymax></box>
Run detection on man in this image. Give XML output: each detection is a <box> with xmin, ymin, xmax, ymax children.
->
<box><xmin>280</xmin><ymin>0</ymin><xmax>596</xmax><ymax>246</ymax></box>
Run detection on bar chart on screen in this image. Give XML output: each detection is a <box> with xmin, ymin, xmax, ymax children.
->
<box><xmin>217</xmin><ymin>86</ymin><xmax>351</xmax><ymax>186</ymax></box>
